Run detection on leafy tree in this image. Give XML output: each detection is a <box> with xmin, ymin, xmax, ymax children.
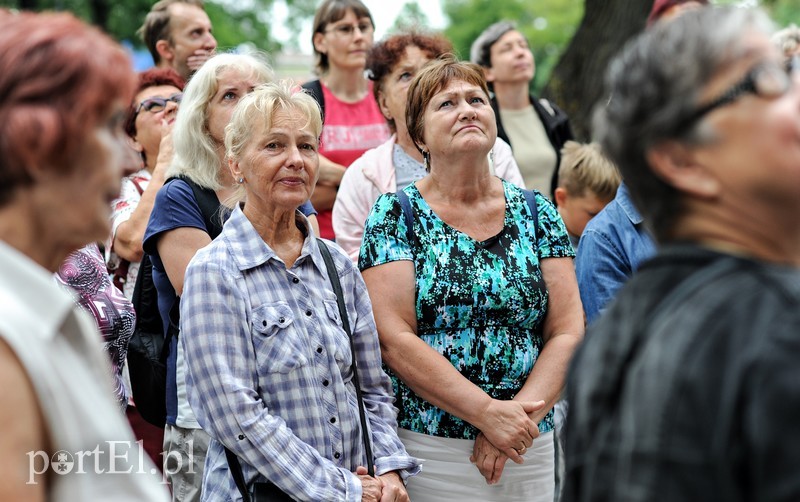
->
<box><xmin>544</xmin><ymin>0</ymin><xmax>652</xmax><ymax>140</ymax></box>
<box><xmin>545</xmin><ymin>0</ymin><xmax>800</xmax><ymax>140</ymax></box>
<box><xmin>389</xmin><ymin>0</ymin><xmax>430</xmax><ymax>34</ymax></box>
<box><xmin>0</xmin><ymin>0</ymin><xmax>317</xmax><ymax>54</ymax></box>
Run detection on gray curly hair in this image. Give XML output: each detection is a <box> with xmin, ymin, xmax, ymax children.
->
<box><xmin>593</xmin><ymin>6</ymin><xmax>774</xmax><ymax>242</ymax></box>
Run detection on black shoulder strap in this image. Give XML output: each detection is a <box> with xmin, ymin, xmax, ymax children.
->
<box><xmin>395</xmin><ymin>189</ymin><xmax>414</xmax><ymax>245</ymax></box>
<box><xmin>167</xmin><ymin>176</ymin><xmax>224</xmax><ymax>239</ymax></box>
<box><xmin>301</xmin><ymin>79</ymin><xmax>325</xmax><ymax>123</ymax></box>
<box><xmin>521</xmin><ymin>188</ymin><xmax>539</xmax><ymax>241</ymax></box>
<box><xmin>224</xmin><ymin>447</ymin><xmax>252</xmax><ymax>502</ymax></box>
<box><xmin>317</xmin><ymin>239</ymin><xmax>375</xmax><ymax>477</ymax></box>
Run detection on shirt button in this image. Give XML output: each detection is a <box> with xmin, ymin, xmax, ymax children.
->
<box><xmin>262</xmin><ymin>320</ymin><xmax>267</xmax><ymax>327</ymax></box>
<box><xmin>292</xmin><ymin>277</ymin><xmax>299</xmax><ymax>284</ymax></box>
<box><xmin>305</xmin><ymin>310</ymin><xmax>312</xmax><ymax>317</ymax></box>
<box><xmin>334</xmin><ymin>452</ymin><xmax>341</xmax><ymax>459</ymax></box>
<box><xmin>322</xmin><ymin>379</ymin><xmax>329</xmax><ymax>386</ymax></box>
<box><xmin>330</xmin><ymin>417</ymin><xmax>336</xmax><ymax>424</ymax></box>
<box><xmin>279</xmin><ymin>317</ymin><xmax>285</xmax><ymax>324</ymax></box>
<box><xmin>316</xmin><ymin>346</ymin><xmax>323</xmax><ymax>354</ymax></box>
<box><xmin>238</xmin><ymin>434</ymin><xmax>245</xmax><ymax>440</ymax></box>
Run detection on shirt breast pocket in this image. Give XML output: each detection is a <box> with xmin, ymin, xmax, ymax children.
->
<box><xmin>323</xmin><ymin>298</ymin><xmax>352</xmax><ymax>367</ymax></box>
<box><xmin>251</xmin><ymin>302</ymin><xmax>308</xmax><ymax>373</ymax></box>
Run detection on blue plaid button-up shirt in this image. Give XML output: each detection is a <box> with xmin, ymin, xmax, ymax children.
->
<box><xmin>181</xmin><ymin>205</ymin><xmax>420</xmax><ymax>501</ymax></box>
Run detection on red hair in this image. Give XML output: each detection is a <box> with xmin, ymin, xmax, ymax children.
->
<box><xmin>124</xmin><ymin>67</ymin><xmax>186</xmax><ymax>137</ymax></box>
<box><xmin>0</xmin><ymin>12</ymin><xmax>136</xmax><ymax>205</ymax></box>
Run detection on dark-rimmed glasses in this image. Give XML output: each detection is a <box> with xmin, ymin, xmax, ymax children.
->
<box><xmin>325</xmin><ymin>21</ymin><xmax>373</xmax><ymax>38</ymax></box>
<box><xmin>135</xmin><ymin>92</ymin><xmax>183</xmax><ymax>115</ymax></box>
<box><xmin>684</xmin><ymin>58</ymin><xmax>799</xmax><ymax>127</ymax></box>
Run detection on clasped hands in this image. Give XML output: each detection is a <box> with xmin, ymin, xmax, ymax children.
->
<box><xmin>469</xmin><ymin>399</ymin><xmax>545</xmax><ymax>485</ymax></box>
<box><xmin>356</xmin><ymin>467</ymin><xmax>409</xmax><ymax>502</ymax></box>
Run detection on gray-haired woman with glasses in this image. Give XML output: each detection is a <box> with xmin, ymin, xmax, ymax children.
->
<box><xmin>565</xmin><ymin>7</ymin><xmax>800</xmax><ymax>500</ymax></box>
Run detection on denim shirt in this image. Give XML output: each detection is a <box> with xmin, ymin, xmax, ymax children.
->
<box><xmin>575</xmin><ymin>183</ymin><xmax>656</xmax><ymax>324</ymax></box>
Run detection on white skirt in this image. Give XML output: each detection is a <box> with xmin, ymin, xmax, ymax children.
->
<box><xmin>399</xmin><ymin>428</ymin><xmax>554</xmax><ymax>502</ymax></box>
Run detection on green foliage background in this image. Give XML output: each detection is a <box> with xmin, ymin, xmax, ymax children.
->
<box><xmin>442</xmin><ymin>0</ymin><xmax>584</xmax><ymax>94</ymax></box>
<box><xmin>1</xmin><ymin>0</ymin><xmax>797</xmax><ymax>83</ymax></box>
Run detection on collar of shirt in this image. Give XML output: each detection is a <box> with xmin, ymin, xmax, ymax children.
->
<box><xmin>0</xmin><ymin>240</ymin><xmax>76</xmax><ymax>340</ymax></box>
<box><xmin>616</xmin><ymin>183</ymin><xmax>645</xmax><ymax>226</ymax></box>
<box><xmin>224</xmin><ymin>204</ymin><xmax>329</xmax><ymax>277</ymax></box>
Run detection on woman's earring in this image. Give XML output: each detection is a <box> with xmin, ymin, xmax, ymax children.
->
<box><xmin>423</xmin><ymin>151</ymin><xmax>430</xmax><ymax>173</ymax></box>
<box><xmin>237</xmin><ymin>177</ymin><xmax>244</xmax><ymax>184</ymax></box>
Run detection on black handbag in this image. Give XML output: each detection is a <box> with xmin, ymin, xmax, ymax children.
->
<box><xmin>224</xmin><ymin>239</ymin><xmax>375</xmax><ymax>501</ymax></box>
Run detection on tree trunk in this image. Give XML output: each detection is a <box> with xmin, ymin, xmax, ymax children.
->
<box><xmin>543</xmin><ymin>0</ymin><xmax>652</xmax><ymax>140</ymax></box>
<box><xmin>89</xmin><ymin>0</ymin><xmax>110</xmax><ymax>31</ymax></box>
<box><xmin>18</xmin><ymin>0</ymin><xmax>39</xmax><ymax>10</ymax></box>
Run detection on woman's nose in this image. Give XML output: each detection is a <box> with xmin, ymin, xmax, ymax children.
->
<box><xmin>285</xmin><ymin>145</ymin><xmax>304</xmax><ymax>169</ymax></box>
<box><xmin>164</xmin><ymin>99</ymin><xmax>179</xmax><ymax>118</ymax></box>
<box><xmin>458</xmin><ymin>101</ymin><xmax>477</xmax><ymax>120</ymax></box>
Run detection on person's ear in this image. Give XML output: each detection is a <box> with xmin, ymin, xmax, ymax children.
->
<box><xmin>228</xmin><ymin>157</ymin><xmax>243</xmax><ymax>182</ymax></box>
<box><xmin>554</xmin><ymin>187</ymin><xmax>569</xmax><ymax>207</ymax></box>
<box><xmin>483</xmin><ymin>66</ymin><xmax>496</xmax><ymax>83</ymax></box>
<box><xmin>155</xmin><ymin>39</ymin><xmax>175</xmax><ymax>65</ymax></box>
<box><xmin>313</xmin><ymin>31</ymin><xmax>327</xmax><ymax>56</ymax></box>
<box><xmin>646</xmin><ymin>141</ymin><xmax>720</xmax><ymax>199</ymax></box>
<box><xmin>377</xmin><ymin>90</ymin><xmax>392</xmax><ymax>121</ymax></box>
<box><xmin>128</xmin><ymin>135</ymin><xmax>144</xmax><ymax>154</ymax></box>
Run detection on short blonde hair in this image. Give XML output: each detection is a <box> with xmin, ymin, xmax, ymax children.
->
<box><xmin>557</xmin><ymin>141</ymin><xmax>621</xmax><ymax>201</ymax></box>
<box><xmin>223</xmin><ymin>81</ymin><xmax>323</xmax><ymax>207</ymax></box>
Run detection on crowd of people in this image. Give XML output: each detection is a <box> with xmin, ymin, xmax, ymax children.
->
<box><xmin>1</xmin><ymin>0</ymin><xmax>800</xmax><ymax>501</ymax></box>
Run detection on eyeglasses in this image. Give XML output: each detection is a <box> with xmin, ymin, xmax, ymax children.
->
<box><xmin>135</xmin><ymin>93</ymin><xmax>183</xmax><ymax>115</ymax></box>
<box><xmin>325</xmin><ymin>21</ymin><xmax>373</xmax><ymax>38</ymax></box>
<box><xmin>684</xmin><ymin>58</ymin><xmax>799</xmax><ymax>127</ymax></box>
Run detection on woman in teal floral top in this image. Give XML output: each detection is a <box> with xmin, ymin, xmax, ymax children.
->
<box><xmin>360</xmin><ymin>58</ymin><xmax>584</xmax><ymax>501</ymax></box>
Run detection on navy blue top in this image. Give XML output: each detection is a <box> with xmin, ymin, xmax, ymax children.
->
<box><xmin>143</xmin><ymin>178</ymin><xmax>315</xmax><ymax>425</ymax></box>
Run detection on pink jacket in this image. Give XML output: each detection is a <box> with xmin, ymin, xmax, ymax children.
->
<box><xmin>332</xmin><ymin>135</ymin><xmax>527</xmax><ymax>262</ymax></box>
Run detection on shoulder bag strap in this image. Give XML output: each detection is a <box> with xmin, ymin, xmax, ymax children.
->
<box><xmin>183</xmin><ymin>177</ymin><xmax>224</xmax><ymax>239</ymax></box>
<box><xmin>164</xmin><ymin>176</ymin><xmax>224</xmax><ymax>239</ymax></box>
<box><xmin>224</xmin><ymin>447</ymin><xmax>252</xmax><ymax>502</ymax></box>
<box><xmin>301</xmin><ymin>79</ymin><xmax>325</xmax><ymax>123</ymax></box>
<box><xmin>317</xmin><ymin>239</ymin><xmax>375</xmax><ymax>476</ymax></box>
<box><xmin>521</xmin><ymin>188</ymin><xmax>539</xmax><ymax>241</ymax></box>
<box><xmin>395</xmin><ymin>189</ymin><xmax>414</xmax><ymax>245</ymax></box>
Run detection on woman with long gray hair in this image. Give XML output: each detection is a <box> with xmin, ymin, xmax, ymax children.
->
<box><xmin>142</xmin><ymin>53</ymin><xmax>316</xmax><ymax>500</ymax></box>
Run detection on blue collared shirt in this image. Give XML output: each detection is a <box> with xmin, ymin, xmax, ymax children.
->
<box><xmin>575</xmin><ymin>184</ymin><xmax>657</xmax><ymax>325</ymax></box>
<box><xmin>181</xmin><ymin>205</ymin><xmax>420</xmax><ymax>501</ymax></box>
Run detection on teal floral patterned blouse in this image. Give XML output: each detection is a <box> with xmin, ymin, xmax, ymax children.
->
<box><xmin>359</xmin><ymin>180</ymin><xmax>574</xmax><ymax>439</ymax></box>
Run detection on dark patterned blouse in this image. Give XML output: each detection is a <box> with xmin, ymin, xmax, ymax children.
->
<box><xmin>55</xmin><ymin>243</ymin><xmax>135</xmax><ymax>408</ymax></box>
<box><xmin>359</xmin><ymin>180</ymin><xmax>574</xmax><ymax>439</ymax></box>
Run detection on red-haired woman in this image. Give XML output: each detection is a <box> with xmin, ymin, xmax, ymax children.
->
<box><xmin>0</xmin><ymin>11</ymin><xmax>168</xmax><ymax>500</ymax></box>
<box><xmin>109</xmin><ymin>67</ymin><xmax>185</xmax><ymax>298</ymax></box>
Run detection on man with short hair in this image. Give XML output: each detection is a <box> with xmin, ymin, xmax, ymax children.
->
<box><xmin>139</xmin><ymin>0</ymin><xmax>216</xmax><ymax>81</ymax></box>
